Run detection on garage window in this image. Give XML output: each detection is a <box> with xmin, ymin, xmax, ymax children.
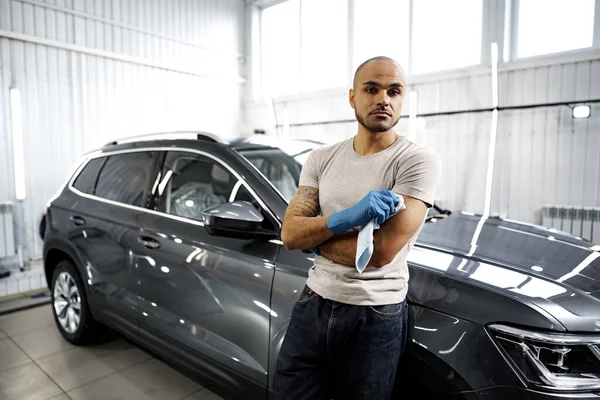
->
<box><xmin>261</xmin><ymin>0</ymin><xmax>301</xmax><ymax>97</ymax></box>
<box><xmin>353</xmin><ymin>0</ymin><xmax>409</xmax><ymax>71</ymax></box>
<box><xmin>517</xmin><ymin>0</ymin><xmax>595</xmax><ymax>58</ymax></box>
<box><xmin>300</xmin><ymin>0</ymin><xmax>348</xmax><ymax>92</ymax></box>
<box><xmin>261</xmin><ymin>0</ymin><xmax>348</xmax><ymax>97</ymax></box>
<box><xmin>412</xmin><ymin>0</ymin><xmax>483</xmax><ymax>74</ymax></box>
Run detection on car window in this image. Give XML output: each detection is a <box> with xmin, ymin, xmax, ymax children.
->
<box><xmin>293</xmin><ymin>151</ymin><xmax>310</xmax><ymax>165</ymax></box>
<box><xmin>94</xmin><ymin>152</ymin><xmax>155</xmax><ymax>207</ymax></box>
<box><xmin>154</xmin><ymin>151</ymin><xmax>237</xmax><ymax>222</ymax></box>
<box><xmin>239</xmin><ymin>148</ymin><xmax>301</xmax><ymax>201</ymax></box>
<box><xmin>72</xmin><ymin>158</ymin><xmax>104</xmax><ymax>195</ymax></box>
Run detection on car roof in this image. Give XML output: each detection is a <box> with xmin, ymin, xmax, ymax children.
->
<box><xmin>96</xmin><ymin>131</ymin><xmax>325</xmax><ymax>155</ymax></box>
<box><xmin>230</xmin><ymin>136</ymin><xmax>325</xmax><ymax>152</ymax></box>
<box><xmin>101</xmin><ymin>131</ymin><xmax>233</xmax><ymax>147</ymax></box>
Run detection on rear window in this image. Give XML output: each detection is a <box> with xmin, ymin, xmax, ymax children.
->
<box><xmin>72</xmin><ymin>158</ymin><xmax>104</xmax><ymax>195</ymax></box>
<box><xmin>94</xmin><ymin>152</ymin><xmax>155</xmax><ymax>206</ymax></box>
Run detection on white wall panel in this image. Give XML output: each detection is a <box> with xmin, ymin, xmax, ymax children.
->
<box><xmin>418</xmin><ymin>112</ymin><xmax>491</xmax><ymax>215</ymax></box>
<box><xmin>0</xmin><ymin>0</ymin><xmax>246</xmax><ymax>261</ymax></box>
<box><xmin>493</xmin><ymin>105</ymin><xmax>600</xmax><ymax>226</ymax></box>
<box><xmin>0</xmin><ymin>39</ymin><xmax>12</xmax><ymax>203</ymax></box>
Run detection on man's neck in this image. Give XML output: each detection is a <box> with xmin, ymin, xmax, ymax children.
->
<box><xmin>353</xmin><ymin>129</ymin><xmax>399</xmax><ymax>156</ymax></box>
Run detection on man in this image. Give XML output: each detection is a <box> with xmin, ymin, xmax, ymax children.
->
<box><xmin>274</xmin><ymin>56</ymin><xmax>442</xmax><ymax>400</ymax></box>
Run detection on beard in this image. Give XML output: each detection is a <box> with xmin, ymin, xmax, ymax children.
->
<box><xmin>355</xmin><ymin>110</ymin><xmax>401</xmax><ymax>133</ymax></box>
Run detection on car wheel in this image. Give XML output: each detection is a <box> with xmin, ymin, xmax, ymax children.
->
<box><xmin>51</xmin><ymin>260</ymin><xmax>107</xmax><ymax>345</ymax></box>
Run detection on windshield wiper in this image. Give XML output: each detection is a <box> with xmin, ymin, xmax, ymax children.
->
<box><xmin>433</xmin><ymin>204</ymin><xmax>451</xmax><ymax>216</ymax></box>
<box><xmin>290</xmin><ymin>148</ymin><xmax>313</xmax><ymax>158</ymax></box>
<box><xmin>426</xmin><ymin>204</ymin><xmax>452</xmax><ymax>223</ymax></box>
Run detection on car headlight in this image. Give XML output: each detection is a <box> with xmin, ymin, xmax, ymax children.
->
<box><xmin>488</xmin><ymin>324</ymin><xmax>600</xmax><ymax>392</ymax></box>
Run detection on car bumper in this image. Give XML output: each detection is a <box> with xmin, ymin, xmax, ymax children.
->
<box><xmin>455</xmin><ymin>386</ymin><xmax>600</xmax><ymax>399</ymax></box>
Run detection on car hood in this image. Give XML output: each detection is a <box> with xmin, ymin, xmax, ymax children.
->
<box><xmin>416</xmin><ymin>212</ymin><xmax>600</xmax><ymax>332</ymax></box>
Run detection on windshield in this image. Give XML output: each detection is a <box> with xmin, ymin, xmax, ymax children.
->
<box><xmin>239</xmin><ymin>147</ymin><xmax>308</xmax><ymax>201</ymax></box>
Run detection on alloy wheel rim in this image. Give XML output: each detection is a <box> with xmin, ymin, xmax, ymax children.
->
<box><xmin>53</xmin><ymin>271</ymin><xmax>81</xmax><ymax>334</ymax></box>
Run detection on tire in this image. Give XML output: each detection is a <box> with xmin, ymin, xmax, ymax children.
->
<box><xmin>39</xmin><ymin>214</ymin><xmax>46</xmax><ymax>241</ymax></box>
<box><xmin>51</xmin><ymin>260</ymin><xmax>108</xmax><ymax>345</ymax></box>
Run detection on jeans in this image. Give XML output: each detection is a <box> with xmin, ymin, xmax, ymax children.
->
<box><xmin>274</xmin><ymin>285</ymin><xmax>408</xmax><ymax>400</ymax></box>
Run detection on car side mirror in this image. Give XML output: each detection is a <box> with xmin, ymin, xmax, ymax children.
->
<box><xmin>201</xmin><ymin>201</ymin><xmax>277</xmax><ymax>240</ymax></box>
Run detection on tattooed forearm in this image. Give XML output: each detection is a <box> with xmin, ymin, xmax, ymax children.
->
<box><xmin>288</xmin><ymin>186</ymin><xmax>320</xmax><ymax>217</ymax></box>
<box><xmin>281</xmin><ymin>186</ymin><xmax>334</xmax><ymax>250</ymax></box>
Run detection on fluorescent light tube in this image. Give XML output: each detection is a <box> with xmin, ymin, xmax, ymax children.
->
<box><xmin>10</xmin><ymin>88</ymin><xmax>26</xmax><ymax>201</ymax></box>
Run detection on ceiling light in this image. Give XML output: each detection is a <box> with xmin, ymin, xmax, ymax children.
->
<box><xmin>573</xmin><ymin>105</ymin><xmax>591</xmax><ymax>119</ymax></box>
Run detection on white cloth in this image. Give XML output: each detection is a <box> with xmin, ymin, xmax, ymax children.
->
<box><xmin>355</xmin><ymin>194</ymin><xmax>406</xmax><ymax>273</ymax></box>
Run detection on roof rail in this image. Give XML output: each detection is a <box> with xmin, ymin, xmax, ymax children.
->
<box><xmin>103</xmin><ymin>131</ymin><xmax>230</xmax><ymax>147</ymax></box>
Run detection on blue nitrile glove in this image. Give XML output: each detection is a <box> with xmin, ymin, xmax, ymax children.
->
<box><xmin>327</xmin><ymin>190</ymin><xmax>399</xmax><ymax>234</ymax></box>
<box><xmin>355</xmin><ymin>193</ymin><xmax>406</xmax><ymax>273</ymax></box>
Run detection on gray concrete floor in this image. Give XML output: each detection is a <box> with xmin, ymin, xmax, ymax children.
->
<box><xmin>0</xmin><ymin>305</ymin><xmax>224</xmax><ymax>400</ymax></box>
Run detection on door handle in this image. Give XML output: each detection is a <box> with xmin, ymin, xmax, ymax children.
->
<box><xmin>70</xmin><ymin>216</ymin><xmax>86</xmax><ymax>226</ymax></box>
<box><xmin>138</xmin><ymin>236</ymin><xmax>160</xmax><ymax>250</ymax></box>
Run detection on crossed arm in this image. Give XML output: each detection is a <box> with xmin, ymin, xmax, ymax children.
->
<box><xmin>281</xmin><ymin>186</ymin><xmax>429</xmax><ymax>268</ymax></box>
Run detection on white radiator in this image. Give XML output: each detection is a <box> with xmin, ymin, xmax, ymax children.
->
<box><xmin>542</xmin><ymin>205</ymin><xmax>600</xmax><ymax>244</ymax></box>
<box><xmin>0</xmin><ymin>201</ymin><xmax>15</xmax><ymax>259</ymax></box>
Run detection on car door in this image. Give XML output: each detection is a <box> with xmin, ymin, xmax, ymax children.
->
<box><xmin>135</xmin><ymin>149</ymin><xmax>279</xmax><ymax>396</ymax></box>
<box><xmin>66</xmin><ymin>150</ymin><xmax>161</xmax><ymax>336</ymax></box>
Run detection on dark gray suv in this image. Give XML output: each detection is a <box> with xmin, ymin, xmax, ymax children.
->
<box><xmin>43</xmin><ymin>132</ymin><xmax>600</xmax><ymax>399</ymax></box>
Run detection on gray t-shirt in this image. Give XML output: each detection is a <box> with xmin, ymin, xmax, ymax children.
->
<box><xmin>299</xmin><ymin>135</ymin><xmax>442</xmax><ymax>306</ymax></box>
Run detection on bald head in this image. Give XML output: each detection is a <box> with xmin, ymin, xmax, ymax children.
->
<box><xmin>349</xmin><ymin>56</ymin><xmax>406</xmax><ymax>134</ymax></box>
<box><xmin>352</xmin><ymin>56</ymin><xmax>405</xmax><ymax>89</ymax></box>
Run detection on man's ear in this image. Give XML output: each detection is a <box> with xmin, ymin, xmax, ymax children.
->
<box><xmin>349</xmin><ymin>88</ymin><xmax>355</xmax><ymax>109</ymax></box>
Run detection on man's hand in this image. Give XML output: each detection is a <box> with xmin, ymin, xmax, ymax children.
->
<box><xmin>327</xmin><ymin>190</ymin><xmax>399</xmax><ymax>234</ymax></box>
<box><xmin>281</xmin><ymin>186</ymin><xmax>333</xmax><ymax>251</ymax></box>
